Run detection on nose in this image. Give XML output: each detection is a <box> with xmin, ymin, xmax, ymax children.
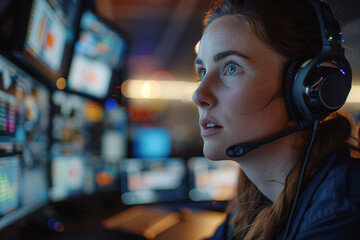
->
<box><xmin>192</xmin><ymin>79</ymin><xmax>217</xmax><ymax>109</ymax></box>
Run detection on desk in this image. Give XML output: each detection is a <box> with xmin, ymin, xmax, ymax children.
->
<box><xmin>155</xmin><ymin>210</ymin><xmax>226</xmax><ymax>240</ymax></box>
<box><xmin>2</xmin><ymin>204</ymin><xmax>226</xmax><ymax>240</ymax></box>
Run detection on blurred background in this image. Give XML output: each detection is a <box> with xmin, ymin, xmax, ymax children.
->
<box><xmin>0</xmin><ymin>0</ymin><xmax>358</xmax><ymax>239</ymax></box>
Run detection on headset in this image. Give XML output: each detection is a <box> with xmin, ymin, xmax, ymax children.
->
<box><xmin>283</xmin><ymin>1</ymin><xmax>352</xmax><ymax>239</ymax></box>
<box><xmin>284</xmin><ymin>0</ymin><xmax>352</xmax><ymax>128</ymax></box>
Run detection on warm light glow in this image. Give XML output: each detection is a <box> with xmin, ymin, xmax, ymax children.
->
<box><xmin>84</xmin><ymin>101</ymin><xmax>103</xmax><ymax>122</ymax></box>
<box><xmin>56</xmin><ymin>78</ymin><xmax>66</xmax><ymax>90</ymax></box>
<box><xmin>121</xmin><ymin>80</ymin><xmax>360</xmax><ymax>103</ymax></box>
<box><xmin>122</xmin><ymin>79</ymin><xmax>199</xmax><ymax>102</ymax></box>
<box><xmin>194</xmin><ymin>40</ymin><xmax>200</xmax><ymax>55</ymax></box>
<box><xmin>140</xmin><ymin>80</ymin><xmax>161</xmax><ymax>98</ymax></box>
<box><xmin>346</xmin><ymin>85</ymin><xmax>360</xmax><ymax>103</ymax></box>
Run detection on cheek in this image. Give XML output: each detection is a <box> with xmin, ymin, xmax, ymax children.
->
<box><xmin>231</xmin><ymin>85</ymin><xmax>278</xmax><ymax>114</ymax></box>
<box><xmin>231</xmin><ymin>63</ymin><xmax>284</xmax><ymax>114</ymax></box>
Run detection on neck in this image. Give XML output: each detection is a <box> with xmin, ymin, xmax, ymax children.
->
<box><xmin>236</xmin><ymin>133</ymin><xmax>301</xmax><ymax>202</ymax></box>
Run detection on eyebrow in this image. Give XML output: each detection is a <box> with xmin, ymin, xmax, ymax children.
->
<box><xmin>214</xmin><ymin>50</ymin><xmax>250</xmax><ymax>62</ymax></box>
<box><xmin>195</xmin><ymin>58</ymin><xmax>203</xmax><ymax>65</ymax></box>
<box><xmin>195</xmin><ymin>50</ymin><xmax>250</xmax><ymax>66</ymax></box>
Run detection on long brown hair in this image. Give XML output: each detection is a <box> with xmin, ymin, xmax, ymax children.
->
<box><xmin>202</xmin><ymin>0</ymin><xmax>358</xmax><ymax>239</ymax></box>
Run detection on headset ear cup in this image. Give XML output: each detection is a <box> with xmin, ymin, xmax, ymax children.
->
<box><xmin>284</xmin><ymin>59</ymin><xmax>305</xmax><ymax>121</ymax></box>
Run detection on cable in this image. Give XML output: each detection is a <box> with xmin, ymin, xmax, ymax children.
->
<box><xmin>283</xmin><ymin>119</ymin><xmax>320</xmax><ymax>240</ymax></box>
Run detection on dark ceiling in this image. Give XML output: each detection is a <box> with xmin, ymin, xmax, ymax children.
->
<box><xmin>95</xmin><ymin>0</ymin><xmax>211</xmax><ymax>82</ymax></box>
<box><xmin>94</xmin><ymin>0</ymin><xmax>360</xmax><ymax>84</ymax></box>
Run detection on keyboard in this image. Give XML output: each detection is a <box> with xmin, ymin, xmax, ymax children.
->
<box><xmin>102</xmin><ymin>206</ymin><xmax>182</xmax><ymax>239</ymax></box>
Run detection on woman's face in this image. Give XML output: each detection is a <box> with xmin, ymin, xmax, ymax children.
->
<box><xmin>193</xmin><ymin>15</ymin><xmax>290</xmax><ymax>160</ymax></box>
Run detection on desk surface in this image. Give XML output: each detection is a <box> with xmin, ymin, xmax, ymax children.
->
<box><xmin>155</xmin><ymin>210</ymin><xmax>226</xmax><ymax>240</ymax></box>
<box><xmin>2</xmin><ymin>202</ymin><xmax>227</xmax><ymax>240</ymax></box>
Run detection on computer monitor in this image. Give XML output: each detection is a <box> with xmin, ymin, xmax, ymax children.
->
<box><xmin>0</xmin><ymin>156</ymin><xmax>21</xmax><ymax>217</ymax></box>
<box><xmin>0</xmin><ymin>53</ymin><xmax>50</xmax><ymax>230</ymax></box>
<box><xmin>120</xmin><ymin>158</ymin><xmax>187</xmax><ymax>205</ymax></box>
<box><xmin>50</xmin><ymin>155</ymin><xmax>87</xmax><ymax>201</ymax></box>
<box><xmin>50</xmin><ymin>91</ymin><xmax>128</xmax><ymax>201</ymax></box>
<box><xmin>66</xmin><ymin>10</ymin><xmax>129</xmax><ymax>101</ymax></box>
<box><xmin>11</xmin><ymin>0</ymin><xmax>81</xmax><ymax>85</ymax></box>
<box><xmin>131</xmin><ymin>127</ymin><xmax>172</xmax><ymax>158</ymax></box>
<box><xmin>187</xmin><ymin>157</ymin><xmax>239</xmax><ymax>202</ymax></box>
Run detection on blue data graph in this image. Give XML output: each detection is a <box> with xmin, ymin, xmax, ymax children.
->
<box><xmin>0</xmin><ymin>157</ymin><xmax>20</xmax><ymax>215</ymax></box>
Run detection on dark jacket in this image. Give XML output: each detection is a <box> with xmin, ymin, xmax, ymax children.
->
<box><xmin>205</xmin><ymin>147</ymin><xmax>360</xmax><ymax>240</ymax></box>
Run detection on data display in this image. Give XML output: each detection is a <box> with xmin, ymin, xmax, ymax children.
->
<box><xmin>0</xmin><ymin>156</ymin><xmax>20</xmax><ymax>216</ymax></box>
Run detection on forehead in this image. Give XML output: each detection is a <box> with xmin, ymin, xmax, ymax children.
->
<box><xmin>198</xmin><ymin>15</ymin><xmax>264</xmax><ymax>60</ymax></box>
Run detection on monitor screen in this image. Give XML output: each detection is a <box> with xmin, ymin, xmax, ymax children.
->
<box><xmin>188</xmin><ymin>157</ymin><xmax>239</xmax><ymax>202</ymax></box>
<box><xmin>66</xmin><ymin>10</ymin><xmax>129</xmax><ymax>100</ymax></box>
<box><xmin>120</xmin><ymin>158</ymin><xmax>187</xmax><ymax>205</ymax></box>
<box><xmin>11</xmin><ymin>0</ymin><xmax>81</xmax><ymax>84</ymax></box>
<box><xmin>131</xmin><ymin>127</ymin><xmax>172</xmax><ymax>158</ymax></box>
<box><xmin>0</xmin><ymin>156</ymin><xmax>21</xmax><ymax>217</ymax></box>
<box><xmin>50</xmin><ymin>155</ymin><xmax>86</xmax><ymax>201</ymax></box>
<box><xmin>50</xmin><ymin>91</ymin><xmax>128</xmax><ymax>201</ymax></box>
<box><xmin>0</xmin><ymin>53</ymin><xmax>50</xmax><ymax>230</ymax></box>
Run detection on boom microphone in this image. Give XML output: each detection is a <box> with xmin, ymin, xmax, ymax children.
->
<box><xmin>226</xmin><ymin>124</ymin><xmax>302</xmax><ymax>157</ymax></box>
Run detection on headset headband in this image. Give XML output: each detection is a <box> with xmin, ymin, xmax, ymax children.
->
<box><xmin>307</xmin><ymin>0</ymin><xmax>343</xmax><ymax>50</ymax></box>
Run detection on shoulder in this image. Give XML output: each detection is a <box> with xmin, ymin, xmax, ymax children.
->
<box><xmin>297</xmin><ymin>148</ymin><xmax>360</xmax><ymax>238</ymax></box>
<box><xmin>302</xmin><ymin>148</ymin><xmax>360</xmax><ymax>223</ymax></box>
<box><xmin>203</xmin><ymin>213</ymin><xmax>232</xmax><ymax>240</ymax></box>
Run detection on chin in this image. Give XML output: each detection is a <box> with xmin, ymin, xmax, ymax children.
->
<box><xmin>203</xmin><ymin>144</ymin><xmax>228</xmax><ymax>160</ymax></box>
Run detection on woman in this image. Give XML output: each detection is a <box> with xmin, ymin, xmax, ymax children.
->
<box><xmin>192</xmin><ymin>0</ymin><xmax>360</xmax><ymax>239</ymax></box>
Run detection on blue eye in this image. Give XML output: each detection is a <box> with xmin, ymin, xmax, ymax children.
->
<box><xmin>224</xmin><ymin>62</ymin><xmax>241</xmax><ymax>76</ymax></box>
<box><xmin>199</xmin><ymin>69</ymin><xmax>206</xmax><ymax>79</ymax></box>
<box><xmin>227</xmin><ymin>64</ymin><xmax>237</xmax><ymax>75</ymax></box>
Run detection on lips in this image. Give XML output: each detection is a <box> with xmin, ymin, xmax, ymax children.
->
<box><xmin>199</xmin><ymin>118</ymin><xmax>223</xmax><ymax>137</ymax></box>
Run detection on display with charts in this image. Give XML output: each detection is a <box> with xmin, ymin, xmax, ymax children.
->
<box><xmin>11</xmin><ymin>0</ymin><xmax>81</xmax><ymax>84</ymax></box>
<box><xmin>0</xmin><ymin>53</ymin><xmax>50</xmax><ymax>230</ymax></box>
<box><xmin>0</xmin><ymin>156</ymin><xmax>20</xmax><ymax>216</ymax></box>
<box><xmin>25</xmin><ymin>0</ymin><xmax>67</xmax><ymax>72</ymax></box>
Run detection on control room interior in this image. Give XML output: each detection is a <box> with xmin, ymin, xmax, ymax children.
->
<box><xmin>0</xmin><ymin>0</ymin><xmax>359</xmax><ymax>239</ymax></box>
